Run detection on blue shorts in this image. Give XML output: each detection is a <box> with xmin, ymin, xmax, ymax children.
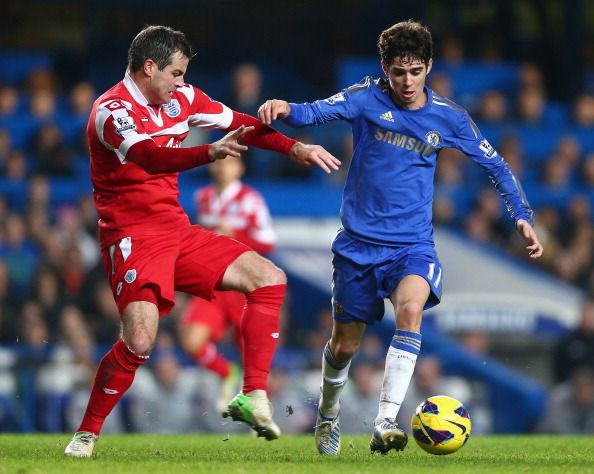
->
<box><xmin>331</xmin><ymin>230</ymin><xmax>443</xmax><ymax>325</ymax></box>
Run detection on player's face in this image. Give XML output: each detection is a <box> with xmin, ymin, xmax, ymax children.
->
<box><xmin>146</xmin><ymin>51</ymin><xmax>189</xmax><ymax>105</ymax></box>
<box><xmin>209</xmin><ymin>157</ymin><xmax>245</xmax><ymax>187</ymax></box>
<box><xmin>382</xmin><ymin>57</ymin><xmax>432</xmax><ymax>110</ymax></box>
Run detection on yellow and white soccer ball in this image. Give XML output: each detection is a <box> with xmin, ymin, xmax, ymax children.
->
<box><xmin>411</xmin><ymin>395</ymin><xmax>471</xmax><ymax>455</ymax></box>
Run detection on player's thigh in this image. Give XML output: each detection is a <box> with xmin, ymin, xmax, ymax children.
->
<box><xmin>174</xmin><ymin>226</ymin><xmax>250</xmax><ymax>298</ymax></box>
<box><xmin>389</xmin><ymin>274</ymin><xmax>431</xmax><ymax>331</ymax></box>
<box><xmin>220</xmin><ymin>250</ymin><xmax>285</xmax><ymax>293</ymax></box>
<box><xmin>382</xmin><ymin>253</ymin><xmax>443</xmax><ymax>311</ymax></box>
<box><xmin>331</xmin><ymin>253</ymin><xmax>385</xmax><ymax>325</ymax></box>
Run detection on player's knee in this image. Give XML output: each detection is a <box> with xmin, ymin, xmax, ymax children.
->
<box><xmin>256</xmin><ymin>263</ymin><xmax>286</xmax><ymax>288</ymax></box>
<box><xmin>331</xmin><ymin>337</ymin><xmax>360</xmax><ymax>362</ymax></box>
<box><xmin>268</xmin><ymin>265</ymin><xmax>287</xmax><ymax>286</ymax></box>
<box><xmin>396</xmin><ymin>300</ymin><xmax>424</xmax><ymax>330</ymax></box>
<box><xmin>124</xmin><ymin>331</ymin><xmax>155</xmax><ymax>356</ymax></box>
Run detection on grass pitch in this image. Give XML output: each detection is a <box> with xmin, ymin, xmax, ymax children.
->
<box><xmin>1</xmin><ymin>433</ymin><xmax>594</xmax><ymax>474</ymax></box>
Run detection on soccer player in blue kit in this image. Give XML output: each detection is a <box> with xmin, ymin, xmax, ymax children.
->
<box><xmin>259</xmin><ymin>20</ymin><xmax>543</xmax><ymax>455</ymax></box>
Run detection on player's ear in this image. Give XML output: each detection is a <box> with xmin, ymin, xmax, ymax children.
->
<box><xmin>143</xmin><ymin>59</ymin><xmax>155</xmax><ymax>77</ymax></box>
<box><xmin>381</xmin><ymin>60</ymin><xmax>389</xmax><ymax>76</ymax></box>
<box><xmin>426</xmin><ymin>59</ymin><xmax>433</xmax><ymax>75</ymax></box>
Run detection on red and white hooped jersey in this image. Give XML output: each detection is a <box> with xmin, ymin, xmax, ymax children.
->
<box><xmin>88</xmin><ymin>73</ymin><xmax>234</xmax><ymax>248</ymax></box>
<box><xmin>195</xmin><ymin>181</ymin><xmax>276</xmax><ymax>255</ymax></box>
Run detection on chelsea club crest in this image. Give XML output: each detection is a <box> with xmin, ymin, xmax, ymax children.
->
<box><xmin>425</xmin><ymin>130</ymin><xmax>442</xmax><ymax>147</ymax></box>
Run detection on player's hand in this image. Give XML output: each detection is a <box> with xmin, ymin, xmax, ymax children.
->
<box><xmin>516</xmin><ymin>219</ymin><xmax>543</xmax><ymax>259</ymax></box>
<box><xmin>258</xmin><ymin>99</ymin><xmax>291</xmax><ymax>125</ymax></box>
<box><xmin>289</xmin><ymin>142</ymin><xmax>341</xmax><ymax>174</ymax></box>
<box><xmin>209</xmin><ymin>125</ymin><xmax>254</xmax><ymax>161</ymax></box>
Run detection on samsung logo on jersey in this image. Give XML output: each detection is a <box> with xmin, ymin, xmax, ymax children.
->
<box><xmin>374</xmin><ymin>128</ymin><xmax>434</xmax><ymax>157</ymax></box>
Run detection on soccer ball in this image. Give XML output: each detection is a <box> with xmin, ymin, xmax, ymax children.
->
<box><xmin>411</xmin><ymin>395</ymin><xmax>471</xmax><ymax>455</ymax></box>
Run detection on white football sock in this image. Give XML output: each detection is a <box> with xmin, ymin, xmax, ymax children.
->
<box><xmin>375</xmin><ymin>330</ymin><xmax>422</xmax><ymax>424</ymax></box>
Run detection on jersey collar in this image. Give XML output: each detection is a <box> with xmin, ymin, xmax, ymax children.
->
<box><xmin>123</xmin><ymin>72</ymin><xmax>164</xmax><ymax>126</ymax></box>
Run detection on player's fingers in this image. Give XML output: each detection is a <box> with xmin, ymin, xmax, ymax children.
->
<box><xmin>228</xmin><ymin>143</ymin><xmax>248</xmax><ymax>153</ymax></box>
<box><xmin>258</xmin><ymin>102</ymin><xmax>272</xmax><ymax>124</ymax></box>
<box><xmin>314</xmin><ymin>148</ymin><xmax>341</xmax><ymax>172</ymax></box>
<box><xmin>229</xmin><ymin>125</ymin><xmax>254</xmax><ymax>139</ymax></box>
<box><xmin>527</xmin><ymin>243</ymin><xmax>543</xmax><ymax>258</ymax></box>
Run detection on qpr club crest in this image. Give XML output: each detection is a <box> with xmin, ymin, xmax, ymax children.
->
<box><xmin>124</xmin><ymin>269</ymin><xmax>137</xmax><ymax>284</ymax></box>
<box><xmin>163</xmin><ymin>99</ymin><xmax>181</xmax><ymax>117</ymax></box>
<box><xmin>425</xmin><ymin>130</ymin><xmax>442</xmax><ymax>147</ymax></box>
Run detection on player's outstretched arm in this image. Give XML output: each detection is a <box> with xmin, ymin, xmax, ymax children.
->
<box><xmin>516</xmin><ymin>219</ymin><xmax>544</xmax><ymax>259</ymax></box>
<box><xmin>258</xmin><ymin>100</ymin><xmax>291</xmax><ymax>125</ymax></box>
<box><xmin>289</xmin><ymin>142</ymin><xmax>341</xmax><ymax>174</ymax></box>
<box><xmin>209</xmin><ymin>125</ymin><xmax>254</xmax><ymax>161</ymax></box>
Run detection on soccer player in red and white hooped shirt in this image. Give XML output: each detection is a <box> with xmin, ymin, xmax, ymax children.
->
<box><xmin>179</xmin><ymin>156</ymin><xmax>277</xmax><ymax>414</ymax></box>
<box><xmin>64</xmin><ymin>25</ymin><xmax>340</xmax><ymax>458</ymax></box>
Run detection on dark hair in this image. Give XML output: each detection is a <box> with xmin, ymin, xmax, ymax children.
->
<box><xmin>378</xmin><ymin>20</ymin><xmax>433</xmax><ymax>66</ymax></box>
<box><xmin>127</xmin><ymin>25</ymin><xmax>193</xmax><ymax>72</ymax></box>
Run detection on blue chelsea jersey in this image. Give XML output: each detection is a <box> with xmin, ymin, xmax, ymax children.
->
<box><xmin>285</xmin><ymin>76</ymin><xmax>534</xmax><ymax>246</ymax></box>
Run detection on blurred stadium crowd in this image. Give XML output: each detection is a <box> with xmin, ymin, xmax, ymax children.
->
<box><xmin>1</xmin><ymin>1</ymin><xmax>594</xmax><ymax>436</ymax></box>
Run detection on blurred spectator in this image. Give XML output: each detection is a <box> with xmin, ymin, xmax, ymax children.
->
<box><xmin>435</xmin><ymin>148</ymin><xmax>464</xmax><ymax>186</ymax></box>
<box><xmin>340</xmin><ymin>361</ymin><xmax>383</xmax><ymax>433</ymax></box>
<box><xmin>27</xmin><ymin>174</ymin><xmax>51</xmax><ymax>212</ymax></box>
<box><xmin>24</xmin><ymin>68</ymin><xmax>60</xmax><ymax>94</ymax></box>
<box><xmin>541</xmin><ymin>154</ymin><xmax>573</xmax><ymax>192</ymax></box>
<box><xmin>518</xmin><ymin>63</ymin><xmax>545</xmax><ymax>90</ymax></box>
<box><xmin>555</xmin><ymin>135</ymin><xmax>582</xmax><ymax>170</ymax></box>
<box><xmin>440</xmin><ymin>35</ymin><xmax>465</xmax><ymax>65</ymax></box>
<box><xmin>553</xmin><ymin>295</ymin><xmax>594</xmax><ymax>383</ymax></box>
<box><xmin>497</xmin><ymin>135</ymin><xmax>524</xmax><ymax>177</ymax></box>
<box><xmin>470</xmin><ymin>187</ymin><xmax>509</xmax><ymax>244</ymax></box>
<box><xmin>29</xmin><ymin>89</ymin><xmax>56</xmax><ymax>121</ymax></box>
<box><xmin>88</xmin><ymin>280</ymin><xmax>120</xmax><ymax>344</ymax></box>
<box><xmin>560</xmin><ymin>195</ymin><xmax>592</xmax><ymax>246</ymax></box>
<box><xmin>4</xmin><ymin>150</ymin><xmax>27</xmax><ymax>181</ymax></box>
<box><xmin>538</xmin><ymin>367</ymin><xmax>594</xmax><ymax>434</ymax></box>
<box><xmin>428</xmin><ymin>72</ymin><xmax>453</xmax><ymax>99</ymax></box>
<box><xmin>0</xmin><ymin>259</ymin><xmax>19</xmax><ymax>343</ymax></box>
<box><xmin>477</xmin><ymin>89</ymin><xmax>508</xmax><ymax>123</ymax></box>
<box><xmin>0</xmin><ymin>128</ymin><xmax>12</xmax><ymax>164</ymax></box>
<box><xmin>69</xmin><ymin>81</ymin><xmax>95</xmax><ymax>118</ymax></box>
<box><xmin>572</xmin><ymin>93</ymin><xmax>594</xmax><ymax>127</ymax></box>
<box><xmin>433</xmin><ymin>194</ymin><xmax>456</xmax><ymax>228</ymax></box>
<box><xmin>516</xmin><ymin>86</ymin><xmax>546</xmax><ymax>125</ymax></box>
<box><xmin>581</xmin><ymin>152</ymin><xmax>594</xmax><ymax>188</ymax></box>
<box><xmin>0</xmin><ymin>85</ymin><xmax>19</xmax><ymax>117</ymax></box>
<box><xmin>29</xmin><ymin>123</ymin><xmax>74</xmax><ymax>176</ymax></box>
<box><xmin>55</xmin><ymin>204</ymin><xmax>100</xmax><ymax>270</ymax></box>
<box><xmin>30</xmin><ymin>264</ymin><xmax>64</xmax><ymax>332</ymax></box>
<box><xmin>129</xmin><ymin>351</ymin><xmax>206</xmax><ymax>434</ymax></box>
<box><xmin>464</xmin><ymin>209</ymin><xmax>493</xmax><ymax>245</ymax></box>
<box><xmin>457</xmin><ymin>330</ymin><xmax>490</xmax><ymax>355</ymax></box>
<box><xmin>0</xmin><ymin>213</ymin><xmax>39</xmax><ymax>297</ymax></box>
<box><xmin>226</xmin><ymin>63</ymin><xmax>264</xmax><ymax>116</ymax></box>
